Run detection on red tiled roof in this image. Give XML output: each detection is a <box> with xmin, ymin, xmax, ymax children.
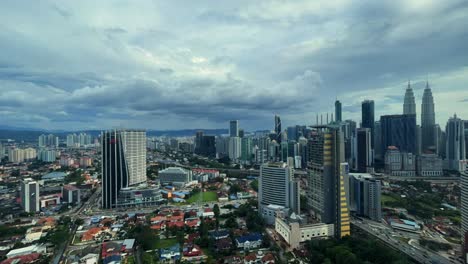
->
<box><xmin>1</xmin><ymin>253</ymin><xmax>41</xmax><ymax>264</ymax></box>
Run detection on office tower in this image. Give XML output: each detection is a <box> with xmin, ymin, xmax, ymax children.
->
<box><xmin>101</xmin><ymin>129</ymin><xmax>146</xmax><ymax>209</ymax></box>
<box><xmin>215</xmin><ymin>136</ymin><xmax>229</xmax><ymax>158</ymax></box>
<box><xmin>228</xmin><ymin>137</ymin><xmax>242</xmax><ymax>161</ymax></box>
<box><xmin>373</xmin><ymin>121</ymin><xmax>383</xmax><ymax>161</ymax></box>
<box><xmin>356</xmin><ymin>128</ymin><xmax>372</xmax><ymax>173</ymax></box>
<box><xmin>20</xmin><ymin>178</ymin><xmax>40</xmax><ymax>212</ymax></box>
<box><xmin>307</xmin><ymin>126</ymin><xmax>350</xmax><ymax>238</ymax></box>
<box><xmin>259</xmin><ymin>163</ymin><xmax>299</xmax><ymax>224</ymax></box>
<box><xmin>417</xmin><ymin>154</ymin><xmax>443</xmax><ymax>176</ymax></box>
<box><xmin>348</xmin><ymin>174</ymin><xmax>382</xmax><ymax>221</ymax></box>
<box><xmin>275</xmin><ymin>115</ymin><xmax>282</xmax><ymax>144</ymax></box>
<box><xmin>201</xmin><ymin>136</ymin><xmax>216</xmax><ymax>158</ymax></box>
<box><xmin>403</xmin><ymin>81</ymin><xmax>416</xmax><ymax>115</ymax></box>
<box><xmin>421</xmin><ymin>81</ymin><xmax>436</xmax><ymax>152</ymax></box>
<box><xmin>239</xmin><ymin>129</ymin><xmax>245</xmax><ymax>138</ymax></box>
<box><xmin>335</xmin><ymin>100</ymin><xmax>342</xmax><ymax>122</ymax></box>
<box><xmin>361</xmin><ymin>100</ymin><xmax>375</xmax><ymax>148</ymax></box>
<box><xmin>230</xmin><ymin>120</ymin><xmax>239</xmax><ymax>137</ymax></box>
<box><xmin>287</xmin><ymin>127</ymin><xmax>297</xmax><ymax>141</ymax></box>
<box><xmin>416</xmin><ymin>125</ymin><xmax>422</xmax><ymax>155</ymax></box>
<box><xmin>445</xmin><ymin>114</ymin><xmax>466</xmax><ymax>171</ymax></box>
<box><xmin>380</xmin><ymin>114</ymin><xmax>416</xmax><ymax>155</ymax></box>
<box><xmin>465</xmin><ymin>121</ymin><xmax>468</xmax><ymax>159</ymax></box>
<box><xmin>195</xmin><ymin>131</ymin><xmax>204</xmax><ymax>154</ymax></box>
<box><xmin>241</xmin><ymin>137</ymin><xmax>252</xmax><ymax>161</ymax></box>
<box><xmin>384</xmin><ymin>147</ymin><xmax>416</xmax><ymax>176</ymax></box>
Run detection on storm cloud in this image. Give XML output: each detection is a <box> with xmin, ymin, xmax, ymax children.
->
<box><xmin>0</xmin><ymin>0</ymin><xmax>467</xmax><ymax>130</ymax></box>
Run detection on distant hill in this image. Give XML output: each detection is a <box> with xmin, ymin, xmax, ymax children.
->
<box><xmin>0</xmin><ymin>128</ymin><xmax>230</xmax><ymax>142</ymax></box>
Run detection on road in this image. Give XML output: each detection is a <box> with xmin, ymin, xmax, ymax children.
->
<box><xmin>353</xmin><ymin>218</ymin><xmax>460</xmax><ymax>264</ymax></box>
<box><xmin>53</xmin><ymin>187</ymin><xmax>102</xmax><ymax>264</ymax></box>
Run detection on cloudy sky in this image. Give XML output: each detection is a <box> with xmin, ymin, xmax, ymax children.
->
<box><xmin>1</xmin><ymin>0</ymin><xmax>468</xmax><ymax>131</ymax></box>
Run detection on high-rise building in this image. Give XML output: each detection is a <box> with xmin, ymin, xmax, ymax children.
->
<box><xmin>101</xmin><ymin>129</ymin><xmax>146</xmax><ymax>209</ymax></box>
<box><xmin>241</xmin><ymin>137</ymin><xmax>252</xmax><ymax>161</ymax></box>
<box><xmin>38</xmin><ymin>134</ymin><xmax>47</xmax><ymax>148</ymax></box>
<box><xmin>421</xmin><ymin>81</ymin><xmax>436</xmax><ymax>152</ymax></box>
<box><xmin>384</xmin><ymin>147</ymin><xmax>416</xmax><ymax>176</ymax></box>
<box><xmin>228</xmin><ymin>137</ymin><xmax>242</xmax><ymax>161</ymax></box>
<box><xmin>373</xmin><ymin>121</ymin><xmax>383</xmax><ymax>161</ymax></box>
<box><xmin>465</xmin><ymin>121</ymin><xmax>468</xmax><ymax>159</ymax></box>
<box><xmin>275</xmin><ymin>115</ymin><xmax>282</xmax><ymax>144</ymax></box>
<box><xmin>20</xmin><ymin>178</ymin><xmax>40</xmax><ymax>213</ymax></box>
<box><xmin>215</xmin><ymin>136</ymin><xmax>229</xmax><ymax>158</ymax></box>
<box><xmin>417</xmin><ymin>154</ymin><xmax>443</xmax><ymax>177</ymax></box>
<box><xmin>239</xmin><ymin>129</ymin><xmax>245</xmax><ymax>138</ymax></box>
<box><xmin>380</xmin><ymin>114</ymin><xmax>416</xmax><ymax>155</ymax></box>
<box><xmin>335</xmin><ymin>100</ymin><xmax>342</xmax><ymax>122</ymax></box>
<box><xmin>38</xmin><ymin>149</ymin><xmax>58</xmax><ymax>162</ymax></box>
<box><xmin>361</xmin><ymin>100</ymin><xmax>375</xmax><ymax>148</ymax></box>
<box><xmin>230</xmin><ymin>120</ymin><xmax>239</xmax><ymax>137</ymax></box>
<box><xmin>445</xmin><ymin>114</ymin><xmax>466</xmax><ymax>171</ymax></box>
<box><xmin>348</xmin><ymin>173</ymin><xmax>382</xmax><ymax>222</ymax></box>
<box><xmin>258</xmin><ymin>163</ymin><xmax>299</xmax><ymax>224</ymax></box>
<box><xmin>307</xmin><ymin>126</ymin><xmax>350</xmax><ymax>238</ymax></box>
<box><xmin>403</xmin><ymin>81</ymin><xmax>416</xmax><ymax>115</ymax></box>
<box><xmin>62</xmin><ymin>185</ymin><xmax>81</xmax><ymax>204</ymax></box>
<box><xmin>356</xmin><ymin>128</ymin><xmax>372</xmax><ymax>173</ymax></box>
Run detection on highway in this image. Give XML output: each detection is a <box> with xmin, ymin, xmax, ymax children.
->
<box><xmin>353</xmin><ymin>218</ymin><xmax>461</xmax><ymax>264</ymax></box>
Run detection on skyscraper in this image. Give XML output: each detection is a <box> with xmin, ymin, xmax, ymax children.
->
<box><xmin>380</xmin><ymin>114</ymin><xmax>416</xmax><ymax>155</ymax></box>
<box><xmin>101</xmin><ymin>129</ymin><xmax>146</xmax><ymax>209</ymax></box>
<box><xmin>230</xmin><ymin>120</ymin><xmax>239</xmax><ymax>137</ymax></box>
<box><xmin>335</xmin><ymin>100</ymin><xmax>342</xmax><ymax>122</ymax></box>
<box><xmin>21</xmin><ymin>178</ymin><xmax>40</xmax><ymax>213</ymax></box>
<box><xmin>356</xmin><ymin>128</ymin><xmax>372</xmax><ymax>173</ymax></box>
<box><xmin>348</xmin><ymin>174</ymin><xmax>382</xmax><ymax>222</ymax></box>
<box><xmin>275</xmin><ymin>115</ymin><xmax>282</xmax><ymax>144</ymax></box>
<box><xmin>445</xmin><ymin>114</ymin><xmax>466</xmax><ymax>171</ymax></box>
<box><xmin>403</xmin><ymin>81</ymin><xmax>416</xmax><ymax>115</ymax></box>
<box><xmin>258</xmin><ymin>163</ymin><xmax>300</xmax><ymax>224</ymax></box>
<box><xmin>361</xmin><ymin>100</ymin><xmax>375</xmax><ymax>148</ymax></box>
<box><xmin>307</xmin><ymin>126</ymin><xmax>350</xmax><ymax>238</ymax></box>
<box><xmin>421</xmin><ymin>81</ymin><xmax>436</xmax><ymax>152</ymax></box>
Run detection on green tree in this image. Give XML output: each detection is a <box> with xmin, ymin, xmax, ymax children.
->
<box><xmin>213</xmin><ymin>204</ymin><xmax>220</xmax><ymax>218</ymax></box>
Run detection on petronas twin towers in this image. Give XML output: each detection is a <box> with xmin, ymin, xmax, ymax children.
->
<box><xmin>403</xmin><ymin>81</ymin><xmax>436</xmax><ymax>153</ymax></box>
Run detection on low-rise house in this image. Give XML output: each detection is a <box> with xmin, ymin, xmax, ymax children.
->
<box><xmin>159</xmin><ymin>244</ymin><xmax>181</xmax><ymax>262</ymax></box>
<box><xmin>209</xmin><ymin>229</ymin><xmax>230</xmax><ymax>240</ymax></box>
<box><xmin>235</xmin><ymin>233</ymin><xmax>262</xmax><ymax>249</ymax></box>
<box><xmin>215</xmin><ymin>237</ymin><xmax>233</xmax><ymax>252</ymax></box>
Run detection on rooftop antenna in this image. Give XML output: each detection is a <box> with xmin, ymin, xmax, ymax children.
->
<box><xmin>321</xmin><ymin>114</ymin><xmax>323</xmax><ymax>125</ymax></box>
<box><xmin>326</xmin><ymin>113</ymin><xmax>329</xmax><ymax>124</ymax></box>
<box><xmin>316</xmin><ymin>114</ymin><xmax>319</xmax><ymax>125</ymax></box>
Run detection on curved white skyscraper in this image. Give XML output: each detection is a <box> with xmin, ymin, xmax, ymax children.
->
<box><xmin>403</xmin><ymin>81</ymin><xmax>416</xmax><ymax>115</ymax></box>
<box><xmin>421</xmin><ymin>81</ymin><xmax>436</xmax><ymax>152</ymax></box>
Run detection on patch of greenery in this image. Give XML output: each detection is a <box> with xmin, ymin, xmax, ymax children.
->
<box><xmin>420</xmin><ymin>239</ymin><xmax>452</xmax><ymax>251</ymax></box>
<box><xmin>304</xmin><ymin>229</ymin><xmax>411</xmax><ymax>264</ymax></box>
<box><xmin>186</xmin><ymin>191</ymin><xmax>218</xmax><ymax>203</ymax></box>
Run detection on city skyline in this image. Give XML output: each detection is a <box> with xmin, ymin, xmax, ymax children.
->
<box><xmin>0</xmin><ymin>1</ymin><xmax>467</xmax><ymax>131</ymax></box>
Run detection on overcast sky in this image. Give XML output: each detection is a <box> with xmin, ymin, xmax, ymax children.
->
<box><xmin>1</xmin><ymin>0</ymin><xmax>467</xmax><ymax>131</ymax></box>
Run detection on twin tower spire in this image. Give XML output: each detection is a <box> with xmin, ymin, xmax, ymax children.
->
<box><xmin>403</xmin><ymin>80</ymin><xmax>436</xmax><ymax>152</ymax></box>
